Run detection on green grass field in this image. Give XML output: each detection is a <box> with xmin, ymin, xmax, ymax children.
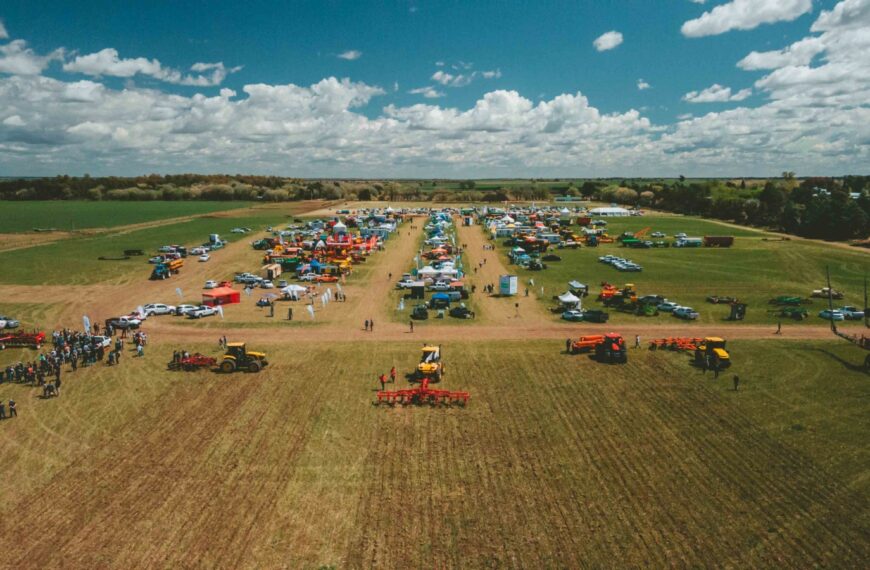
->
<box><xmin>492</xmin><ymin>214</ymin><xmax>870</xmax><ymax>325</ymax></box>
<box><xmin>0</xmin><ymin>338</ymin><xmax>866</xmax><ymax>567</ymax></box>
<box><xmin>0</xmin><ymin>214</ymin><xmax>286</xmax><ymax>285</ymax></box>
<box><xmin>0</xmin><ymin>201</ymin><xmax>254</xmax><ymax>233</ymax></box>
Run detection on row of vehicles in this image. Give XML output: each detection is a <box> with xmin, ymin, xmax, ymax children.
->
<box><xmin>0</xmin><ymin>314</ymin><xmax>20</xmax><ymax>329</ymax></box>
<box><xmin>105</xmin><ymin>303</ymin><xmax>219</xmax><ymax>329</ymax></box>
<box><xmin>598</xmin><ymin>255</ymin><xmax>642</xmax><ymax>272</ymax></box>
<box><xmin>819</xmin><ymin>307</ymin><xmax>865</xmax><ymax>321</ymax></box>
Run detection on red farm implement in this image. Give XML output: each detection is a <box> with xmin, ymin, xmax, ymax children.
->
<box><xmin>648</xmin><ymin>337</ymin><xmax>704</xmax><ymax>351</ymax></box>
<box><xmin>376</xmin><ymin>378</ymin><xmax>469</xmax><ymax>407</ymax></box>
<box><xmin>168</xmin><ymin>353</ymin><xmax>217</xmax><ymax>371</ymax></box>
<box><xmin>0</xmin><ymin>331</ymin><xmax>46</xmax><ymax>349</ymax></box>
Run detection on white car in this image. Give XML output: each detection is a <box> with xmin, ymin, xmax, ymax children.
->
<box><xmin>204</xmin><ymin>280</ymin><xmax>218</xmax><ymax>289</ymax></box>
<box><xmin>175</xmin><ymin>304</ymin><xmax>199</xmax><ymax>316</ymax></box>
<box><xmin>190</xmin><ymin>246</ymin><xmax>209</xmax><ymax>255</ymax></box>
<box><xmin>158</xmin><ymin>245</ymin><xmax>176</xmax><ymax>253</ymax></box>
<box><xmin>674</xmin><ymin>232</ymin><xmax>688</xmax><ymax>239</ymax></box>
<box><xmin>673</xmin><ymin>307</ymin><xmax>700</xmax><ymax>320</ymax></box>
<box><xmin>199</xmin><ymin>254</ymin><xmax>210</xmax><ymax>262</ymax></box>
<box><xmin>651</xmin><ymin>231</ymin><xmax>666</xmax><ymax>238</ymax></box>
<box><xmin>143</xmin><ymin>303</ymin><xmax>176</xmax><ymax>316</ymax></box>
<box><xmin>299</xmin><ymin>273</ymin><xmax>319</xmax><ymax>282</ymax></box>
<box><xmin>0</xmin><ymin>315</ymin><xmax>19</xmax><ymax>329</ymax></box>
<box><xmin>429</xmin><ymin>281</ymin><xmax>452</xmax><ymax>292</ymax></box>
<box><xmin>260</xmin><ymin>280</ymin><xmax>274</xmax><ymax>289</ymax></box>
<box><xmin>396</xmin><ymin>279</ymin><xmax>417</xmax><ymax>289</ymax></box>
<box><xmin>90</xmin><ymin>335</ymin><xmax>112</xmax><ymax>348</ymax></box>
<box><xmin>188</xmin><ymin>306</ymin><xmax>218</xmax><ymax>319</ymax></box>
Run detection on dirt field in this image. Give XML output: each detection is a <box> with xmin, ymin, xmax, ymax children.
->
<box><xmin>0</xmin><ymin>202</ymin><xmax>867</xmax><ymax>568</ymax></box>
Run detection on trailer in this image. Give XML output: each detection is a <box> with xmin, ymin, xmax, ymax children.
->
<box><xmin>0</xmin><ymin>331</ymin><xmax>46</xmax><ymax>349</ymax></box>
<box><xmin>703</xmin><ymin>236</ymin><xmax>734</xmax><ymax>247</ymax></box>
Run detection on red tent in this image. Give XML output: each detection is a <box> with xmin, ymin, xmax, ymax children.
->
<box><xmin>202</xmin><ymin>287</ymin><xmax>240</xmax><ymax>307</ymax></box>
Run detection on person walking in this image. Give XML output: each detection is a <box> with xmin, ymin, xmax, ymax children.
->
<box><xmin>390</xmin><ymin>366</ymin><xmax>397</xmax><ymax>384</ymax></box>
<box><xmin>137</xmin><ymin>344</ymin><xmax>144</xmax><ymax>357</ymax></box>
<box><xmin>566</xmin><ymin>338</ymin><xmax>572</xmax><ymax>354</ymax></box>
<box><xmin>364</xmin><ymin>319</ymin><xmax>369</xmax><ymax>331</ymax></box>
<box><xmin>369</xmin><ymin>319</ymin><xmax>374</xmax><ymax>332</ymax></box>
<box><xmin>733</xmin><ymin>375</ymin><xmax>740</xmax><ymax>391</ymax></box>
<box><xmin>775</xmin><ymin>321</ymin><xmax>782</xmax><ymax>335</ymax></box>
<box><xmin>409</xmin><ymin>320</ymin><xmax>414</xmax><ymax>333</ymax></box>
<box><xmin>635</xmin><ymin>335</ymin><xmax>641</xmax><ymax>349</ymax></box>
<box><xmin>378</xmin><ymin>373</ymin><xmax>387</xmax><ymax>391</ymax></box>
<box><xmin>8</xmin><ymin>399</ymin><xmax>16</xmax><ymax>418</ymax></box>
<box><xmin>288</xmin><ymin>307</ymin><xmax>293</xmax><ymax>321</ymax></box>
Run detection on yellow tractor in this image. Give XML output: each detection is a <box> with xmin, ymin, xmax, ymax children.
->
<box><xmin>695</xmin><ymin>337</ymin><xmax>731</xmax><ymax>369</ymax></box>
<box><xmin>416</xmin><ymin>345</ymin><xmax>445</xmax><ymax>382</ymax></box>
<box><xmin>220</xmin><ymin>342</ymin><xmax>268</xmax><ymax>373</ymax></box>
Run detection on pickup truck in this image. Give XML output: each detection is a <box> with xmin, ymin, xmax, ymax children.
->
<box><xmin>143</xmin><ymin>303</ymin><xmax>176</xmax><ymax>316</ymax></box>
<box><xmin>105</xmin><ymin>316</ymin><xmax>142</xmax><ymax>330</ymax></box>
<box><xmin>188</xmin><ymin>306</ymin><xmax>218</xmax><ymax>319</ymax></box>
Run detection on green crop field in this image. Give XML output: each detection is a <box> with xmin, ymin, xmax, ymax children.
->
<box><xmin>491</xmin><ymin>214</ymin><xmax>870</xmax><ymax>325</ymax></box>
<box><xmin>0</xmin><ymin>201</ymin><xmax>254</xmax><ymax>233</ymax></box>
<box><xmin>0</xmin><ymin>214</ymin><xmax>286</xmax><ymax>285</ymax></box>
<box><xmin>0</xmin><ymin>339</ymin><xmax>866</xmax><ymax>567</ymax></box>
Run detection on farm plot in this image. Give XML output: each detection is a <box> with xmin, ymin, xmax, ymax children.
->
<box><xmin>0</xmin><ymin>339</ymin><xmax>866</xmax><ymax>568</ymax></box>
<box><xmin>491</xmin><ymin>214</ymin><xmax>870</xmax><ymax>326</ymax></box>
<box><xmin>0</xmin><ymin>214</ymin><xmax>286</xmax><ymax>286</ymax></box>
<box><xmin>0</xmin><ymin>201</ymin><xmax>253</xmax><ymax>233</ymax></box>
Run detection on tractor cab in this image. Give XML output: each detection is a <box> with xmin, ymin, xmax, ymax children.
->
<box><xmin>595</xmin><ymin>333</ymin><xmax>628</xmax><ymax>364</ymax></box>
<box><xmin>696</xmin><ymin>337</ymin><xmax>731</xmax><ymax>368</ymax></box>
<box><xmin>221</xmin><ymin>342</ymin><xmax>268</xmax><ymax>373</ymax></box>
<box><xmin>416</xmin><ymin>345</ymin><xmax>444</xmax><ymax>381</ymax></box>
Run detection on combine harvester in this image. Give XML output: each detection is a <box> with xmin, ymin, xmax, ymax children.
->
<box><xmin>0</xmin><ymin>330</ymin><xmax>46</xmax><ymax>349</ymax></box>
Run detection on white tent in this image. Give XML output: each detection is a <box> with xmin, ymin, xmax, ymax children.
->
<box><xmin>501</xmin><ymin>215</ymin><xmax>515</xmax><ymax>224</ymax></box>
<box><xmin>558</xmin><ymin>292</ymin><xmax>581</xmax><ymax>309</ymax></box>
<box><xmin>589</xmin><ymin>206</ymin><xmax>630</xmax><ymax>217</ymax></box>
<box><xmin>281</xmin><ymin>284</ymin><xmax>307</xmax><ymax>300</ymax></box>
<box><xmin>332</xmin><ymin>221</ymin><xmax>347</xmax><ymax>234</ymax></box>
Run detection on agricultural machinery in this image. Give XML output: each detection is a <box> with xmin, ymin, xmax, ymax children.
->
<box><xmin>570</xmin><ymin>333</ymin><xmax>628</xmax><ymax>364</ymax></box>
<box><xmin>220</xmin><ymin>342</ymin><xmax>268</xmax><ymax>373</ymax></box>
<box><xmin>0</xmin><ymin>330</ymin><xmax>46</xmax><ymax>349</ymax></box>
<box><xmin>824</xmin><ymin>268</ymin><xmax>870</xmax><ymax>369</ymax></box>
<box><xmin>168</xmin><ymin>353</ymin><xmax>217</xmax><ymax>371</ymax></box>
<box><xmin>416</xmin><ymin>345</ymin><xmax>444</xmax><ymax>381</ymax></box>
<box><xmin>649</xmin><ymin>336</ymin><xmax>732</xmax><ymax>369</ymax></box>
<box><xmin>375</xmin><ymin>377</ymin><xmax>469</xmax><ymax>407</ymax></box>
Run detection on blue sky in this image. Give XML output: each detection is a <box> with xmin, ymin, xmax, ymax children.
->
<box><xmin>0</xmin><ymin>0</ymin><xmax>867</xmax><ymax>177</ymax></box>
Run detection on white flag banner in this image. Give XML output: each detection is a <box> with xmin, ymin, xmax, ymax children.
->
<box><xmin>175</xmin><ymin>287</ymin><xmax>184</xmax><ymax>300</ymax></box>
<box><xmin>398</xmin><ymin>298</ymin><xmax>405</xmax><ymax>311</ymax></box>
<box><xmin>307</xmin><ymin>305</ymin><xmax>315</xmax><ymax>320</ymax></box>
<box><xmin>137</xmin><ymin>305</ymin><xmax>146</xmax><ymax>318</ymax></box>
<box><xmin>83</xmin><ymin>315</ymin><xmax>91</xmax><ymax>333</ymax></box>
<box><xmin>326</xmin><ymin>287</ymin><xmax>332</xmax><ymax>299</ymax></box>
<box><xmin>244</xmin><ymin>287</ymin><xmax>251</xmax><ymax>296</ymax></box>
<box><xmin>336</xmin><ymin>282</ymin><xmax>342</xmax><ymax>292</ymax></box>
<box><xmin>216</xmin><ymin>306</ymin><xmax>224</xmax><ymax>319</ymax></box>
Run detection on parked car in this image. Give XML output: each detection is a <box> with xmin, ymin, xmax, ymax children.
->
<box><xmin>0</xmin><ymin>315</ymin><xmax>20</xmax><ymax>329</ymax></box>
<box><xmin>658</xmin><ymin>301</ymin><xmax>680</xmax><ymax>313</ymax></box>
<box><xmin>91</xmin><ymin>335</ymin><xmax>112</xmax><ymax>348</ymax></box>
<box><xmin>561</xmin><ymin>309</ymin><xmax>584</xmax><ymax>322</ymax></box>
<box><xmin>204</xmin><ymin>280</ymin><xmax>218</xmax><ymax>289</ymax></box>
<box><xmin>199</xmin><ymin>254</ymin><xmax>210</xmax><ymax>262</ymax></box>
<box><xmin>105</xmin><ymin>316</ymin><xmax>141</xmax><ymax>329</ymax></box>
<box><xmin>580</xmin><ymin>309</ymin><xmax>610</xmax><ymax>323</ymax></box>
<box><xmin>175</xmin><ymin>304</ymin><xmax>199</xmax><ymax>316</ymax></box>
<box><xmin>651</xmin><ymin>231</ymin><xmax>666</xmax><ymax>238</ymax></box>
<box><xmin>158</xmin><ymin>245</ymin><xmax>176</xmax><ymax>253</ymax></box>
<box><xmin>429</xmin><ymin>281</ymin><xmax>452</xmax><ymax>292</ymax></box>
<box><xmin>706</xmin><ymin>295</ymin><xmax>738</xmax><ymax>304</ymax></box>
<box><xmin>143</xmin><ymin>303</ymin><xmax>176</xmax><ymax>316</ymax></box>
<box><xmin>190</xmin><ymin>246</ymin><xmax>209</xmax><ymax>255</ymax></box>
<box><xmin>839</xmin><ymin>306</ymin><xmax>865</xmax><ymax>320</ymax></box>
<box><xmin>819</xmin><ymin>309</ymin><xmax>845</xmax><ymax>321</ymax></box>
<box><xmin>673</xmin><ymin>307</ymin><xmax>700</xmax><ymax>320</ymax></box>
<box><xmin>638</xmin><ymin>295</ymin><xmax>666</xmax><ymax>305</ymax></box>
<box><xmin>278</xmin><ymin>279</ymin><xmax>289</xmax><ymax>288</ymax></box>
<box><xmin>317</xmin><ymin>275</ymin><xmax>339</xmax><ymax>283</ymax></box>
<box><xmin>396</xmin><ymin>279</ymin><xmax>417</xmax><ymax>289</ymax></box>
<box><xmin>260</xmin><ymin>280</ymin><xmax>275</xmax><ymax>289</ymax></box>
<box><xmin>674</xmin><ymin>232</ymin><xmax>687</xmax><ymax>239</ymax></box>
<box><xmin>299</xmin><ymin>273</ymin><xmax>319</xmax><ymax>282</ymax></box>
<box><xmin>188</xmin><ymin>306</ymin><xmax>218</xmax><ymax>319</ymax></box>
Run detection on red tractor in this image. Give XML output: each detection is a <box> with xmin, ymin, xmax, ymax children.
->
<box><xmin>595</xmin><ymin>333</ymin><xmax>628</xmax><ymax>364</ymax></box>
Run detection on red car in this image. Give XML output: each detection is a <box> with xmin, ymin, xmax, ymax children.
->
<box><xmin>316</xmin><ymin>274</ymin><xmax>339</xmax><ymax>283</ymax></box>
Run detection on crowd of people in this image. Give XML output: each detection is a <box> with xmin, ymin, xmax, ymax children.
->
<box><xmin>0</xmin><ymin>326</ymin><xmax>148</xmax><ymax>420</ymax></box>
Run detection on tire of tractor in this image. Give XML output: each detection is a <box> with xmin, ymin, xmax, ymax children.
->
<box><xmin>248</xmin><ymin>361</ymin><xmax>262</xmax><ymax>373</ymax></box>
<box><xmin>220</xmin><ymin>360</ymin><xmax>235</xmax><ymax>373</ymax></box>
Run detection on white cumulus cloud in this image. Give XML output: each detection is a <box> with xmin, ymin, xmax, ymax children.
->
<box><xmin>337</xmin><ymin>50</ymin><xmax>362</xmax><ymax>60</ymax></box>
<box><xmin>683</xmin><ymin>83</ymin><xmax>752</xmax><ymax>102</ymax></box>
<box><xmin>637</xmin><ymin>79</ymin><xmax>651</xmax><ymax>90</ymax></box>
<box><xmin>682</xmin><ymin>0</ymin><xmax>813</xmax><ymax>37</ymax></box>
<box><xmin>0</xmin><ymin>40</ymin><xmax>64</xmax><ymax>75</ymax></box>
<box><xmin>408</xmin><ymin>86</ymin><xmax>444</xmax><ymax>98</ymax></box>
<box><xmin>63</xmin><ymin>48</ymin><xmax>240</xmax><ymax>86</ymax></box>
<box><xmin>593</xmin><ymin>31</ymin><xmax>623</xmax><ymax>51</ymax></box>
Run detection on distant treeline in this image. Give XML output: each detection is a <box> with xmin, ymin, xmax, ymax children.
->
<box><xmin>2</xmin><ymin>174</ymin><xmax>869</xmax><ymax>240</ymax></box>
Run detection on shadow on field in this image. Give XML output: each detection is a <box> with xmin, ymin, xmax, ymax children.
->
<box><xmin>808</xmin><ymin>348</ymin><xmax>869</xmax><ymax>374</ymax></box>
